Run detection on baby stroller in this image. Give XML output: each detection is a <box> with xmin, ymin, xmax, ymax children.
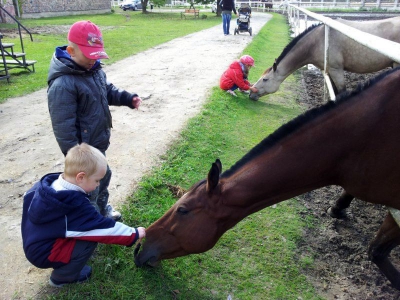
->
<box><xmin>234</xmin><ymin>4</ymin><xmax>252</xmax><ymax>36</ymax></box>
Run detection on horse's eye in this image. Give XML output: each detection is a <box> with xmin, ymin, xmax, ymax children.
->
<box><xmin>177</xmin><ymin>207</ymin><xmax>189</xmax><ymax>215</ymax></box>
<box><xmin>263</xmin><ymin>78</ymin><xmax>268</xmax><ymax>82</ymax></box>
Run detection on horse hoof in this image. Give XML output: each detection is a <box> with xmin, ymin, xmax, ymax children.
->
<box><xmin>327</xmin><ymin>207</ymin><xmax>347</xmax><ymax>219</ymax></box>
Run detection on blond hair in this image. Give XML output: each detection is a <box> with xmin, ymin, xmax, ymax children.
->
<box><xmin>64</xmin><ymin>143</ymin><xmax>107</xmax><ymax>177</ymax></box>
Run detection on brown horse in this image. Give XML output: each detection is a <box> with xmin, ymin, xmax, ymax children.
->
<box><xmin>135</xmin><ymin>67</ymin><xmax>400</xmax><ymax>289</ymax></box>
<box><xmin>249</xmin><ymin>16</ymin><xmax>400</xmax><ymax>101</ymax></box>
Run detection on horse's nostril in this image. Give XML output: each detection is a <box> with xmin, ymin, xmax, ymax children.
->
<box><xmin>135</xmin><ymin>255</ymin><xmax>159</xmax><ymax>268</ymax></box>
<box><xmin>147</xmin><ymin>258</ymin><xmax>160</xmax><ymax>267</ymax></box>
<box><xmin>249</xmin><ymin>93</ymin><xmax>259</xmax><ymax>101</ymax></box>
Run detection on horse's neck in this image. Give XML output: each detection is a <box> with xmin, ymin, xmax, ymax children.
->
<box><xmin>221</xmin><ymin>105</ymin><xmax>360</xmax><ymax>216</ymax></box>
<box><xmin>278</xmin><ymin>30</ymin><xmax>323</xmax><ymax>78</ymax></box>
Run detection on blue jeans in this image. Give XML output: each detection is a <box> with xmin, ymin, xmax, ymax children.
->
<box><xmin>51</xmin><ymin>240</ymin><xmax>97</xmax><ymax>282</ymax></box>
<box><xmin>222</xmin><ymin>12</ymin><xmax>232</xmax><ymax>35</ymax></box>
<box><xmin>229</xmin><ymin>84</ymin><xmax>239</xmax><ymax>91</ymax></box>
<box><xmin>90</xmin><ymin>164</ymin><xmax>112</xmax><ymax>216</ymax></box>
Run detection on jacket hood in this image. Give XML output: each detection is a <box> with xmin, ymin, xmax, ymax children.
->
<box><xmin>28</xmin><ymin>173</ymin><xmax>88</xmax><ymax>224</ymax></box>
<box><xmin>229</xmin><ymin>60</ymin><xmax>243</xmax><ymax>70</ymax></box>
<box><xmin>47</xmin><ymin>46</ymin><xmax>101</xmax><ymax>83</ymax></box>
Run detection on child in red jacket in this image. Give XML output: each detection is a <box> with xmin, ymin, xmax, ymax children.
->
<box><xmin>220</xmin><ymin>55</ymin><xmax>258</xmax><ymax>97</ymax></box>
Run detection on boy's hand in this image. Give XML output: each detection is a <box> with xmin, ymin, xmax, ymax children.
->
<box><xmin>132</xmin><ymin>96</ymin><xmax>142</xmax><ymax>109</ymax></box>
<box><xmin>137</xmin><ymin>227</ymin><xmax>146</xmax><ymax>243</ymax></box>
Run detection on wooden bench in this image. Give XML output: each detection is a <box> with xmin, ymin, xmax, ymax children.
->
<box><xmin>181</xmin><ymin>8</ymin><xmax>200</xmax><ymax>19</ymax></box>
<box><xmin>1</xmin><ymin>59</ymin><xmax>37</xmax><ymax>72</ymax></box>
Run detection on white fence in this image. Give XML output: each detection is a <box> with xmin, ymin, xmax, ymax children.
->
<box><xmin>286</xmin><ymin>4</ymin><xmax>400</xmax><ymax>100</ymax></box>
<box><xmin>111</xmin><ymin>0</ymin><xmax>124</xmax><ymax>7</ymax></box>
<box><xmin>287</xmin><ymin>0</ymin><xmax>400</xmax><ymax>9</ymax></box>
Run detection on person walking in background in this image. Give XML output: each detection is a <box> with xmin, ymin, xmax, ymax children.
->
<box><xmin>47</xmin><ymin>20</ymin><xmax>142</xmax><ymax>221</ymax></box>
<box><xmin>219</xmin><ymin>0</ymin><xmax>238</xmax><ymax>35</ymax></box>
<box><xmin>21</xmin><ymin>143</ymin><xmax>146</xmax><ymax>287</ymax></box>
<box><xmin>220</xmin><ymin>55</ymin><xmax>258</xmax><ymax>97</ymax></box>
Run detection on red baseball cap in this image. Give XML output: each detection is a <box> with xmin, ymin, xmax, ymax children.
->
<box><xmin>240</xmin><ymin>55</ymin><xmax>255</xmax><ymax>67</ymax></box>
<box><xmin>68</xmin><ymin>20</ymin><xmax>109</xmax><ymax>60</ymax></box>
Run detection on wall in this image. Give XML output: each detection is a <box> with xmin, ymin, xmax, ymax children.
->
<box><xmin>21</xmin><ymin>0</ymin><xmax>111</xmax><ymax>18</ymax></box>
<box><xmin>0</xmin><ymin>0</ymin><xmax>16</xmax><ymax>23</ymax></box>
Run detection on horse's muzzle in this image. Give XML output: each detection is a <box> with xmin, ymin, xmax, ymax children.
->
<box><xmin>134</xmin><ymin>242</ymin><xmax>160</xmax><ymax>267</ymax></box>
<box><xmin>249</xmin><ymin>92</ymin><xmax>259</xmax><ymax>101</ymax></box>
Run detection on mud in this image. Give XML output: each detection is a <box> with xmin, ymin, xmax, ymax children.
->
<box><xmin>297</xmin><ymin>67</ymin><xmax>400</xmax><ymax>299</ymax></box>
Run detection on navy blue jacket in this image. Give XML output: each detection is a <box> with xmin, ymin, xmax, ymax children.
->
<box><xmin>21</xmin><ymin>173</ymin><xmax>139</xmax><ymax>269</ymax></box>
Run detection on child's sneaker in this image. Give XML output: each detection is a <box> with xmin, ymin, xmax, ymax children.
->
<box><xmin>49</xmin><ymin>265</ymin><xmax>92</xmax><ymax>288</ymax></box>
<box><xmin>226</xmin><ymin>90</ymin><xmax>237</xmax><ymax>97</ymax></box>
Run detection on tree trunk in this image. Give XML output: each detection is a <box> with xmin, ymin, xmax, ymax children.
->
<box><xmin>0</xmin><ymin>4</ymin><xmax>6</xmax><ymax>23</ymax></box>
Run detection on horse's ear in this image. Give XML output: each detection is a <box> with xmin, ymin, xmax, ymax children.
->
<box><xmin>273</xmin><ymin>59</ymin><xmax>277</xmax><ymax>72</ymax></box>
<box><xmin>206</xmin><ymin>161</ymin><xmax>221</xmax><ymax>193</ymax></box>
<box><xmin>215</xmin><ymin>159</ymin><xmax>222</xmax><ymax>174</ymax></box>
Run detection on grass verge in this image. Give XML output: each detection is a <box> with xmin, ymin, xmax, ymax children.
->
<box><xmin>0</xmin><ymin>11</ymin><xmax>221</xmax><ymax>103</ymax></box>
<box><xmin>43</xmin><ymin>13</ymin><xmax>324</xmax><ymax>300</ymax></box>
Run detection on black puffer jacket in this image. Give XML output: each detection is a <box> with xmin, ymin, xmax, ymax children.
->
<box><xmin>47</xmin><ymin>46</ymin><xmax>137</xmax><ymax>155</ymax></box>
<box><xmin>219</xmin><ymin>0</ymin><xmax>237</xmax><ymax>14</ymax></box>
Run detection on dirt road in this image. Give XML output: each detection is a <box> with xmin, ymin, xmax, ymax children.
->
<box><xmin>0</xmin><ymin>13</ymin><xmax>272</xmax><ymax>299</ymax></box>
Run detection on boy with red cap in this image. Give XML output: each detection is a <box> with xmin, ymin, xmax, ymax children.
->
<box><xmin>47</xmin><ymin>20</ymin><xmax>142</xmax><ymax>221</ymax></box>
<box><xmin>220</xmin><ymin>55</ymin><xmax>258</xmax><ymax>97</ymax></box>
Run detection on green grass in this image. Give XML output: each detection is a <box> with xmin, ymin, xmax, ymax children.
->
<box><xmin>40</xmin><ymin>13</ymin><xmax>324</xmax><ymax>300</ymax></box>
<box><xmin>0</xmin><ymin>11</ymin><xmax>221</xmax><ymax>103</ymax></box>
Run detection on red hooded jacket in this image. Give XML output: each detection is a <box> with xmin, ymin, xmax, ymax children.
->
<box><xmin>220</xmin><ymin>61</ymin><xmax>251</xmax><ymax>91</ymax></box>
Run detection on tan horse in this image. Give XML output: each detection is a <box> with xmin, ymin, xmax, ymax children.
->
<box><xmin>135</xmin><ymin>67</ymin><xmax>400</xmax><ymax>290</ymax></box>
<box><xmin>249</xmin><ymin>16</ymin><xmax>400</xmax><ymax>101</ymax></box>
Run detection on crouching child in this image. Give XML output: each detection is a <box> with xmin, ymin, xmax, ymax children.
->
<box><xmin>21</xmin><ymin>143</ymin><xmax>146</xmax><ymax>287</ymax></box>
<box><xmin>220</xmin><ymin>55</ymin><xmax>258</xmax><ymax>97</ymax></box>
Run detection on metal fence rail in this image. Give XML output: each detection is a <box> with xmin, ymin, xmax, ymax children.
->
<box><xmin>288</xmin><ymin>0</ymin><xmax>400</xmax><ymax>9</ymax></box>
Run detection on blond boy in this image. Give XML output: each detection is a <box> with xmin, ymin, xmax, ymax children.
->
<box><xmin>21</xmin><ymin>143</ymin><xmax>145</xmax><ymax>287</ymax></box>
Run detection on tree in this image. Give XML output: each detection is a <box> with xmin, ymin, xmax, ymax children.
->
<box><xmin>141</xmin><ymin>0</ymin><xmax>164</xmax><ymax>13</ymax></box>
<box><xmin>0</xmin><ymin>3</ymin><xmax>5</xmax><ymax>23</ymax></box>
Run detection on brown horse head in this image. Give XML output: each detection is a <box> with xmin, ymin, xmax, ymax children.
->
<box><xmin>135</xmin><ymin>159</ymin><xmax>238</xmax><ymax>267</ymax></box>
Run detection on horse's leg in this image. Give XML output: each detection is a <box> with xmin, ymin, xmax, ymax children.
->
<box><xmin>368</xmin><ymin>212</ymin><xmax>400</xmax><ymax>290</ymax></box>
<box><xmin>327</xmin><ymin>190</ymin><xmax>354</xmax><ymax>218</ymax></box>
<box><xmin>328</xmin><ymin>69</ymin><xmax>346</xmax><ymax>95</ymax></box>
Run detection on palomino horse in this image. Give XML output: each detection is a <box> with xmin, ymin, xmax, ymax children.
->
<box><xmin>135</xmin><ymin>67</ymin><xmax>400</xmax><ymax>289</ymax></box>
<box><xmin>249</xmin><ymin>16</ymin><xmax>400</xmax><ymax>101</ymax></box>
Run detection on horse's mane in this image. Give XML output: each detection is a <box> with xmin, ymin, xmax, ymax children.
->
<box><xmin>222</xmin><ymin>67</ymin><xmax>399</xmax><ymax>178</ymax></box>
<box><xmin>276</xmin><ymin>23</ymin><xmax>322</xmax><ymax>66</ymax></box>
